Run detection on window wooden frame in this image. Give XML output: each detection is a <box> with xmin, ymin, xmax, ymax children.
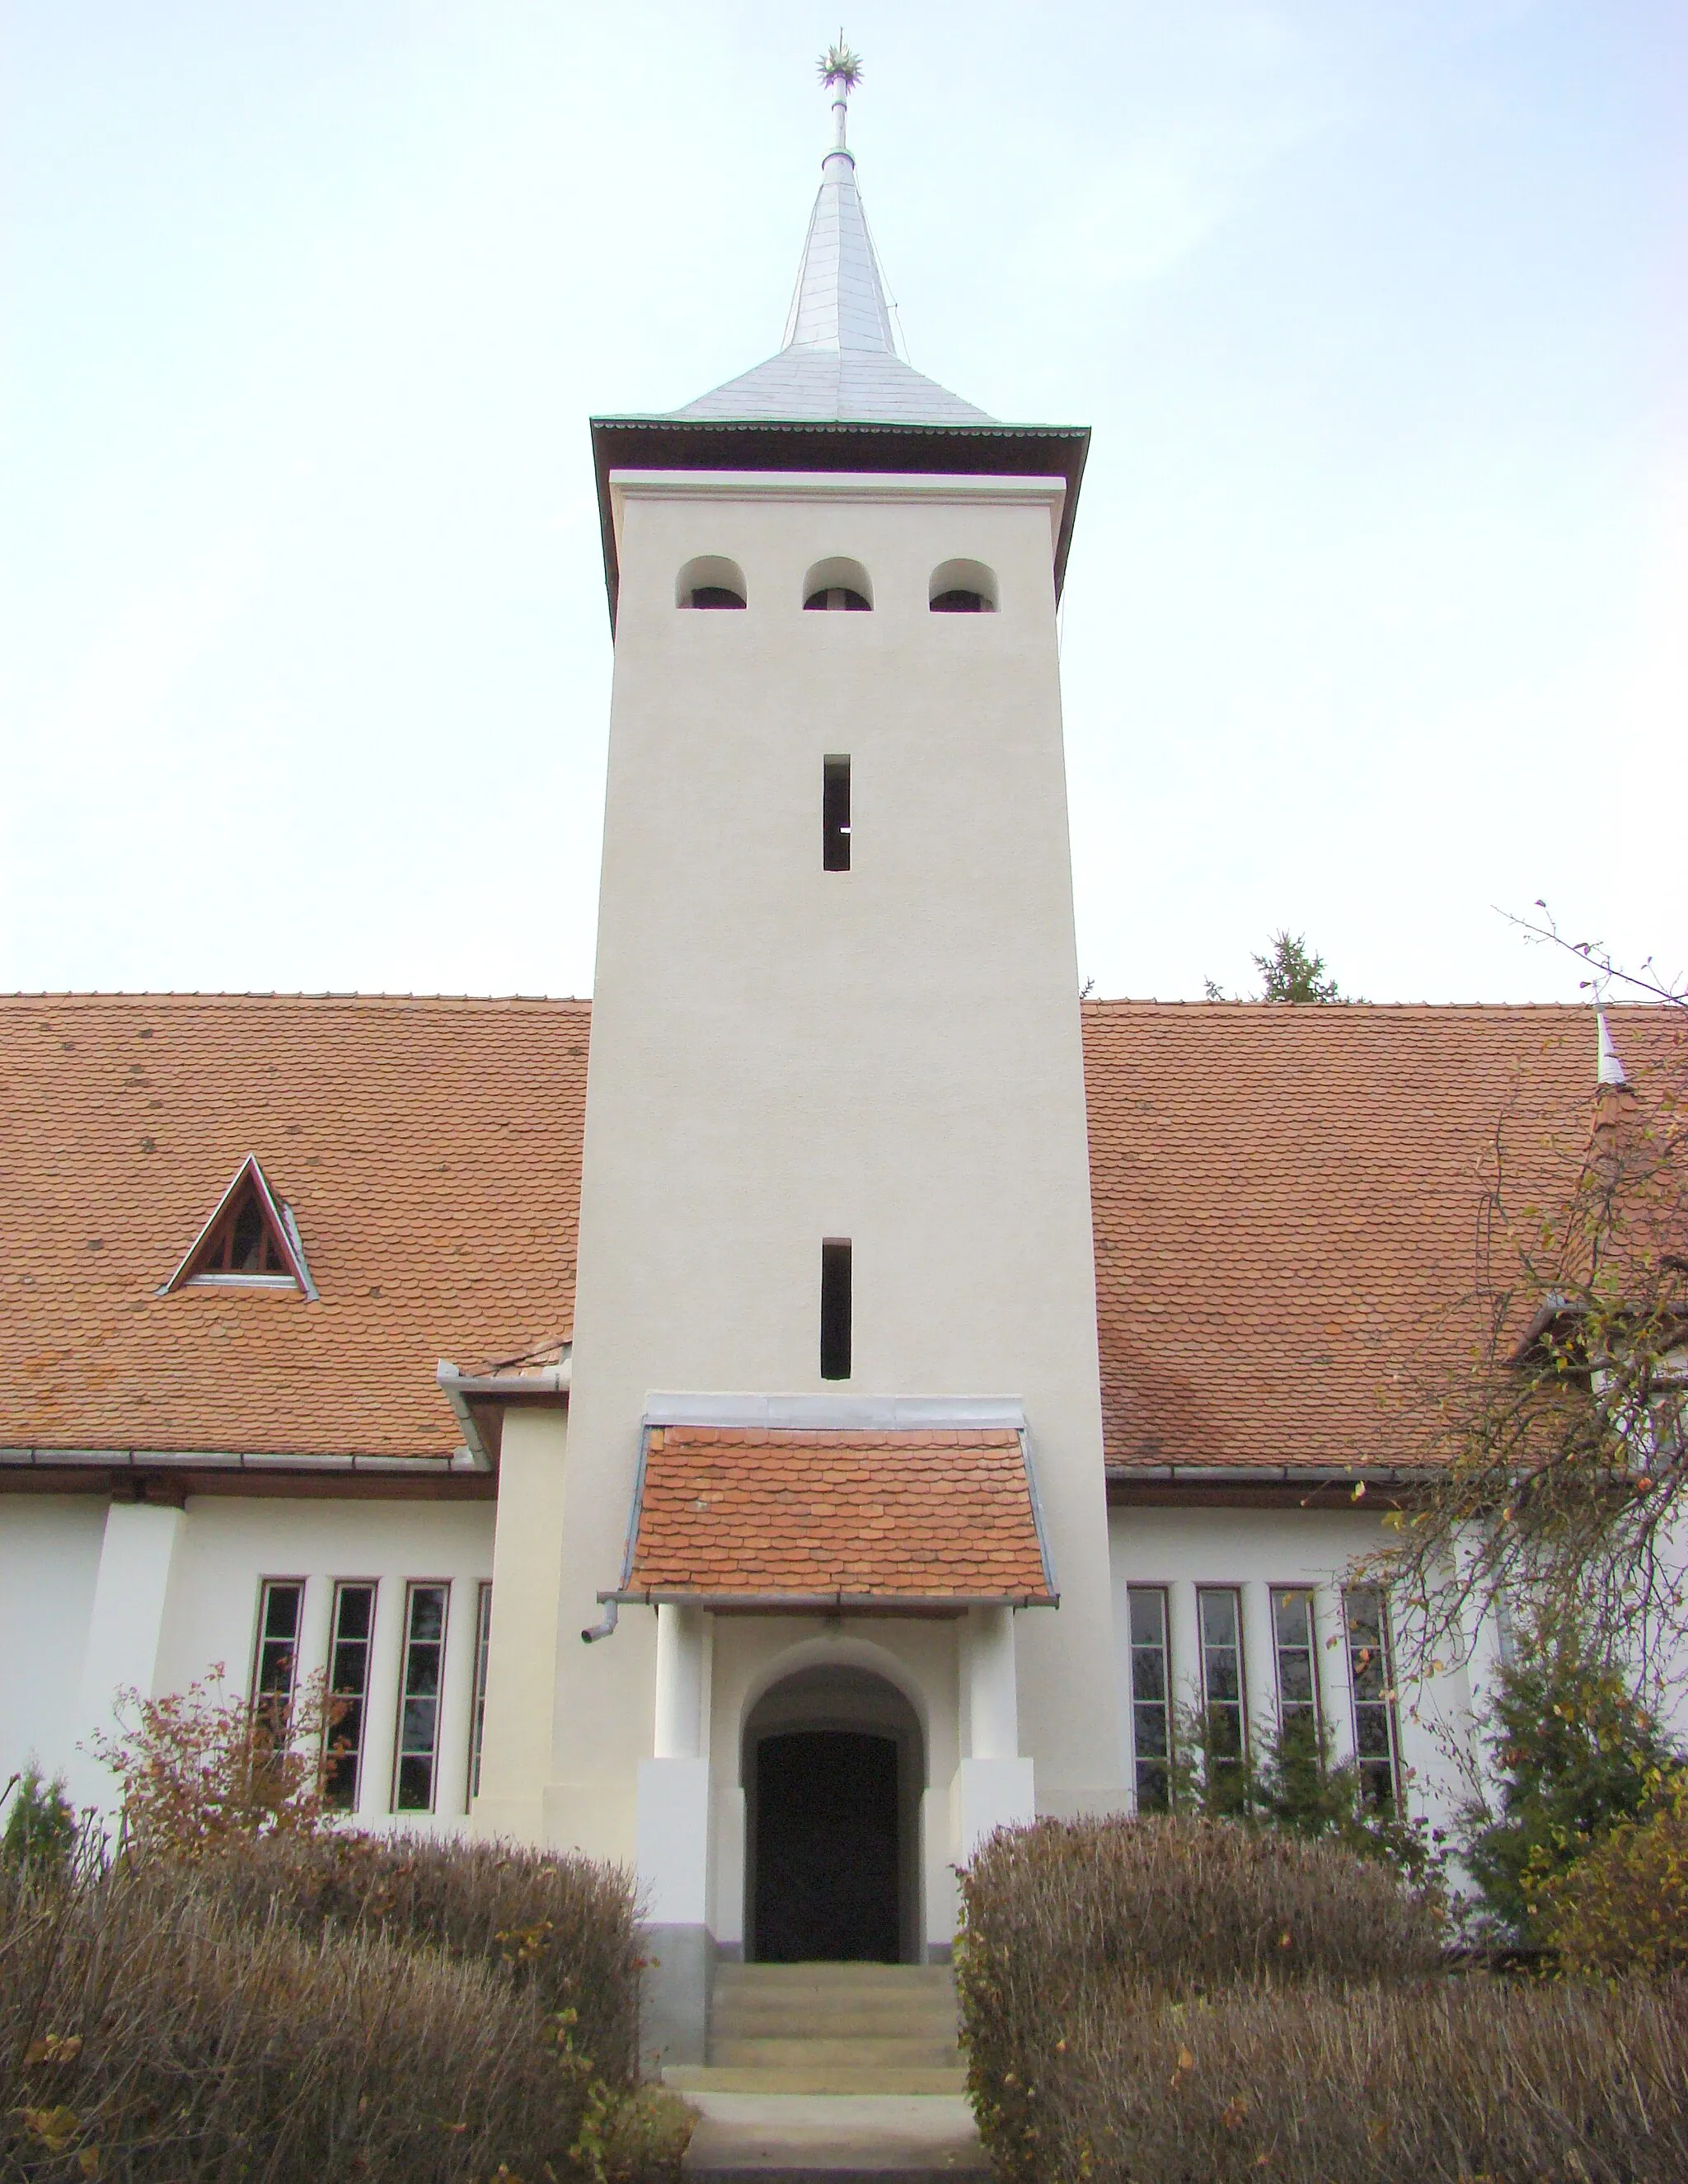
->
<box><xmin>392</xmin><ymin>1580</ymin><xmax>451</xmax><ymax>1815</ymax></box>
<box><xmin>1195</xmin><ymin>1584</ymin><xmax>1248</xmax><ymax>1779</ymax></box>
<box><xmin>1268</xmin><ymin>1585</ymin><xmax>1322</xmax><ymax>1747</ymax></box>
<box><xmin>467</xmin><ymin>1581</ymin><xmax>493</xmax><ymax>1811</ymax></box>
<box><xmin>322</xmin><ymin>1579</ymin><xmax>378</xmax><ymax>1813</ymax></box>
<box><xmin>1126</xmin><ymin>1584</ymin><xmax>1173</xmax><ymax>1813</ymax></box>
<box><xmin>1343</xmin><ymin>1585</ymin><xmax>1404</xmax><ymax>1811</ymax></box>
<box><xmin>250</xmin><ymin>1577</ymin><xmax>306</xmax><ymax>1732</ymax></box>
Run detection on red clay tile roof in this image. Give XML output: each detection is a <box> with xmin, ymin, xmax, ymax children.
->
<box><xmin>0</xmin><ymin>994</ymin><xmax>586</xmax><ymax>1458</ymax></box>
<box><xmin>4</xmin><ymin>992</ymin><xmax>1681</xmax><ymax>1483</ymax></box>
<box><xmin>1082</xmin><ymin>1001</ymin><xmax>1685</xmax><ymax>1473</ymax></box>
<box><xmin>616</xmin><ymin>1426</ymin><xmax>1055</xmax><ymax>1605</ymax></box>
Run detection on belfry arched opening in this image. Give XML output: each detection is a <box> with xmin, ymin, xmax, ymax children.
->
<box><xmin>743</xmin><ymin>1665</ymin><xmax>923</xmax><ymax>1963</ymax></box>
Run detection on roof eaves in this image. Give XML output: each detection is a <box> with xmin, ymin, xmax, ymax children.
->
<box><xmin>588</xmin><ymin>415</ymin><xmax>1090</xmax><ymax>630</ymax></box>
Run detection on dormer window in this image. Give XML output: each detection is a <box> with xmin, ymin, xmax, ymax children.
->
<box><xmin>160</xmin><ymin>1155</ymin><xmax>318</xmax><ymax>1298</ymax></box>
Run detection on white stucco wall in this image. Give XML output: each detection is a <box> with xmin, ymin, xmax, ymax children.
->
<box><xmin>155</xmin><ymin>1496</ymin><xmax>495</xmax><ymax>1831</ymax></box>
<box><xmin>545</xmin><ymin>468</ymin><xmax>1125</xmax><ymax>1871</ymax></box>
<box><xmin>0</xmin><ymin>1496</ymin><xmax>107</xmax><ymax>1795</ymax></box>
<box><xmin>2</xmin><ymin>1491</ymin><xmax>495</xmax><ymax>1831</ymax></box>
<box><xmin>1108</xmin><ymin>1505</ymin><xmax>1477</xmax><ymax>1840</ymax></box>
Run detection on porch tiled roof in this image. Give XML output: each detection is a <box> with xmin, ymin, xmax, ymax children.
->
<box><xmin>615</xmin><ymin>1425</ymin><xmax>1055</xmax><ymax>1606</ymax></box>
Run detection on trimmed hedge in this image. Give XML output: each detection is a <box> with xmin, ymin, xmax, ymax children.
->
<box><xmin>0</xmin><ymin>1836</ymin><xmax>682</xmax><ymax>2183</ymax></box>
<box><xmin>955</xmin><ymin>1816</ymin><xmax>1688</xmax><ymax>2183</ymax></box>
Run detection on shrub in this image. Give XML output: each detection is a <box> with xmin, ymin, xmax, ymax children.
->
<box><xmin>1171</xmin><ymin>1704</ymin><xmax>1443</xmax><ymax>1887</ymax></box>
<box><xmin>0</xmin><ymin>1854</ymin><xmax>651</xmax><ymax>2182</ymax></box>
<box><xmin>91</xmin><ymin>1667</ymin><xmax>337</xmax><ymax>1856</ymax></box>
<box><xmin>1</xmin><ymin>1768</ymin><xmax>77</xmax><ymax>1882</ymax></box>
<box><xmin>1536</xmin><ymin>1766</ymin><xmax>1688</xmax><ymax>1977</ymax></box>
<box><xmin>190</xmin><ymin>1830</ymin><xmax>643</xmax><ymax>2084</ymax></box>
<box><xmin>1463</xmin><ymin>1613</ymin><xmax>1680</xmax><ymax>1939</ymax></box>
<box><xmin>1002</xmin><ymin>1975</ymin><xmax>1688</xmax><ymax>2183</ymax></box>
<box><xmin>956</xmin><ymin>1815</ymin><xmax>1443</xmax><ymax>2168</ymax></box>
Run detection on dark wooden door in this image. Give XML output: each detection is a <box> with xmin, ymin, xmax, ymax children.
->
<box><xmin>753</xmin><ymin>1730</ymin><xmax>899</xmax><ymax>1961</ymax></box>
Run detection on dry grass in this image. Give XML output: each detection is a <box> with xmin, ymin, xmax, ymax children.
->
<box><xmin>0</xmin><ymin>1839</ymin><xmax>678</xmax><ymax>2184</ymax></box>
<box><xmin>956</xmin><ymin>1816</ymin><xmax>1688</xmax><ymax>2182</ymax></box>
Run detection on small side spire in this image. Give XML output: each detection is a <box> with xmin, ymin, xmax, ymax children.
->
<box><xmin>1597</xmin><ymin>1007</ymin><xmax>1629</xmax><ymax>1087</ymax></box>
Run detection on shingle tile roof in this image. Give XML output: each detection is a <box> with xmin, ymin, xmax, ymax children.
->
<box><xmin>1081</xmin><ymin>1001</ymin><xmax>1684</xmax><ymax>1472</ymax></box>
<box><xmin>617</xmin><ymin>1426</ymin><xmax>1054</xmax><ymax>1605</ymax></box>
<box><xmin>0</xmin><ymin>994</ymin><xmax>586</xmax><ymax>1458</ymax></box>
<box><xmin>4</xmin><ymin>993</ymin><xmax>1679</xmax><ymax>1483</ymax></box>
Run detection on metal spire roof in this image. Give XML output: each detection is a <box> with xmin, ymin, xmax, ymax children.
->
<box><xmin>1597</xmin><ymin>1008</ymin><xmax>1630</xmax><ymax>1087</ymax></box>
<box><xmin>673</xmin><ymin>51</ymin><xmax>994</xmax><ymax>429</ymax></box>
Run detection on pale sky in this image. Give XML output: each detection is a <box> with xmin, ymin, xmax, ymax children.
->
<box><xmin>2</xmin><ymin>1</ymin><xmax>1683</xmax><ymax>1004</ymax></box>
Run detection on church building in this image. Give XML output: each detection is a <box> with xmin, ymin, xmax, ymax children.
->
<box><xmin>0</xmin><ymin>64</ymin><xmax>1667</xmax><ymax>2063</ymax></box>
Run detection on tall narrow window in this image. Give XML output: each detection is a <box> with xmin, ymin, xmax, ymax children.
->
<box><xmin>1344</xmin><ymin>1586</ymin><xmax>1402</xmax><ymax>1810</ymax></box>
<box><xmin>251</xmin><ymin>1579</ymin><xmax>305</xmax><ymax>1736</ymax></box>
<box><xmin>323</xmin><ymin>1581</ymin><xmax>377</xmax><ymax>1812</ymax></box>
<box><xmin>394</xmin><ymin>1582</ymin><xmax>450</xmax><ymax>1813</ymax></box>
<box><xmin>1197</xmin><ymin>1586</ymin><xmax>1247</xmax><ymax>1802</ymax></box>
<box><xmin>823</xmin><ymin>756</ymin><xmax>851</xmax><ymax>872</ymax></box>
<box><xmin>467</xmin><ymin>1582</ymin><xmax>494</xmax><ymax>1807</ymax></box>
<box><xmin>820</xmin><ymin>1239</ymin><xmax>852</xmax><ymax>1380</ymax></box>
<box><xmin>1270</xmin><ymin>1586</ymin><xmax>1321</xmax><ymax>1760</ymax></box>
<box><xmin>1127</xmin><ymin>1586</ymin><xmax>1173</xmax><ymax>1813</ymax></box>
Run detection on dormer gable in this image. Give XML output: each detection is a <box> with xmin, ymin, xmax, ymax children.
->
<box><xmin>159</xmin><ymin>1155</ymin><xmax>318</xmax><ymax>1300</ymax></box>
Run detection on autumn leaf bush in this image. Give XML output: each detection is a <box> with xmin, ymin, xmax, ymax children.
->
<box><xmin>1535</xmin><ymin>1766</ymin><xmax>1688</xmax><ymax>1977</ymax></box>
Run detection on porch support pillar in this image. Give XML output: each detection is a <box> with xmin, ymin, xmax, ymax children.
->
<box><xmin>952</xmin><ymin>1604</ymin><xmax>1036</xmax><ymax>1865</ymax></box>
<box><xmin>636</xmin><ymin>1602</ymin><xmax>713</xmax><ymax>2070</ymax></box>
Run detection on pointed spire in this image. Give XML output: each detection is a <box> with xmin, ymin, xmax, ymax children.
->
<box><xmin>1597</xmin><ymin>1008</ymin><xmax>1629</xmax><ymax>1088</ymax></box>
<box><xmin>783</xmin><ymin>40</ymin><xmax>896</xmax><ymax>355</ymax></box>
<box><xmin>671</xmin><ymin>47</ymin><xmax>993</xmax><ymax>425</ymax></box>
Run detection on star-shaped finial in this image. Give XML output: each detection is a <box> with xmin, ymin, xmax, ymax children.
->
<box><xmin>818</xmin><ymin>35</ymin><xmax>863</xmax><ymax>95</ymax></box>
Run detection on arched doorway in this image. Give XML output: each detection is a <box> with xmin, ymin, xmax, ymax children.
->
<box><xmin>743</xmin><ymin>1663</ymin><xmax>924</xmax><ymax>1963</ymax></box>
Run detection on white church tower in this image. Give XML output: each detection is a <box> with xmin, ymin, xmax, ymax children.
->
<box><xmin>473</xmin><ymin>52</ymin><xmax>1124</xmax><ymax>2040</ymax></box>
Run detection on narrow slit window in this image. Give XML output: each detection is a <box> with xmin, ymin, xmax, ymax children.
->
<box><xmin>820</xmin><ymin>1239</ymin><xmax>852</xmax><ymax>1381</ymax></box>
<box><xmin>1271</xmin><ymin>1587</ymin><xmax>1321</xmax><ymax>1759</ymax></box>
<box><xmin>1196</xmin><ymin>1586</ymin><xmax>1247</xmax><ymax>1799</ymax></box>
<box><xmin>1344</xmin><ymin>1586</ymin><xmax>1403</xmax><ymax>1811</ymax></box>
<box><xmin>251</xmin><ymin>1579</ymin><xmax>305</xmax><ymax>1739</ymax></box>
<box><xmin>823</xmin><ymin>756</ymin><xmax>851</xmax><ymax>872</ymax></box>
<box><xmin>394</xmin><ymin>1582</ymin><xmax>450</xmax><ymax>1813</ymax></box>
<box><xmin>1127</xmin><ymin>1586</ymin><xmax>1173</xmax><ymax>1813</ymax></box>
<box><xmin>467</xmin><ymin>1582</ymin><xmax>493</xmax><ymax>1808</ymax></box>
<box><xmin>323</xmin><ymin>1581</ymin><xmax>377</xmax><ymax>1812</ymax></box>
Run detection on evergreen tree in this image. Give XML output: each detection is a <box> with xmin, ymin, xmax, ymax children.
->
<box><xmin>1464</xmin><ymin>1614</ymin><xmax>1681</xmax><ymax>1940</ymax></box>
<box><xmin>1254</xmin><ymin>930</ymin><xmax>1343</xmax><ymax>1003</ymax></box>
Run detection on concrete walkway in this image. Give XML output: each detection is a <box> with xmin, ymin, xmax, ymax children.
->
<box><xmin>681</xmin><ymin>2093</ymin><xmax>988</xmax><ymax>2181</ymax></box>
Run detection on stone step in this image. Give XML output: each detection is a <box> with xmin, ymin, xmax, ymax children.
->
<box><xmin>711</xmin><ymin>2037</ymin><xmax>961</xmax><ymax>2070</ymax></box>
<box><xmin>715</xmin><ymin>1965</ymin><xmax>954</xmax><ymax>1991</ymax></box>
<box><xmin>679</xmin><ymin>2093</ymin><xmax>987</xmax><ymax>2180</ymax></box>
<box><xmin>712</xmin><ymin>2004</ymin><xmax>961</xmax><ymax>2041</ymax></box>
<box><xmin>668</xmin><ymin>2065</ymin><xmax>971</xmax><ymax>2098</ymax></box>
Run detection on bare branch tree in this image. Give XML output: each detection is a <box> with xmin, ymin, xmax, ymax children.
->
<box><xmin>1372</xmin><ymin>982</ymin><xmax>1688</xmax><ymax>1683</ymax></box>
